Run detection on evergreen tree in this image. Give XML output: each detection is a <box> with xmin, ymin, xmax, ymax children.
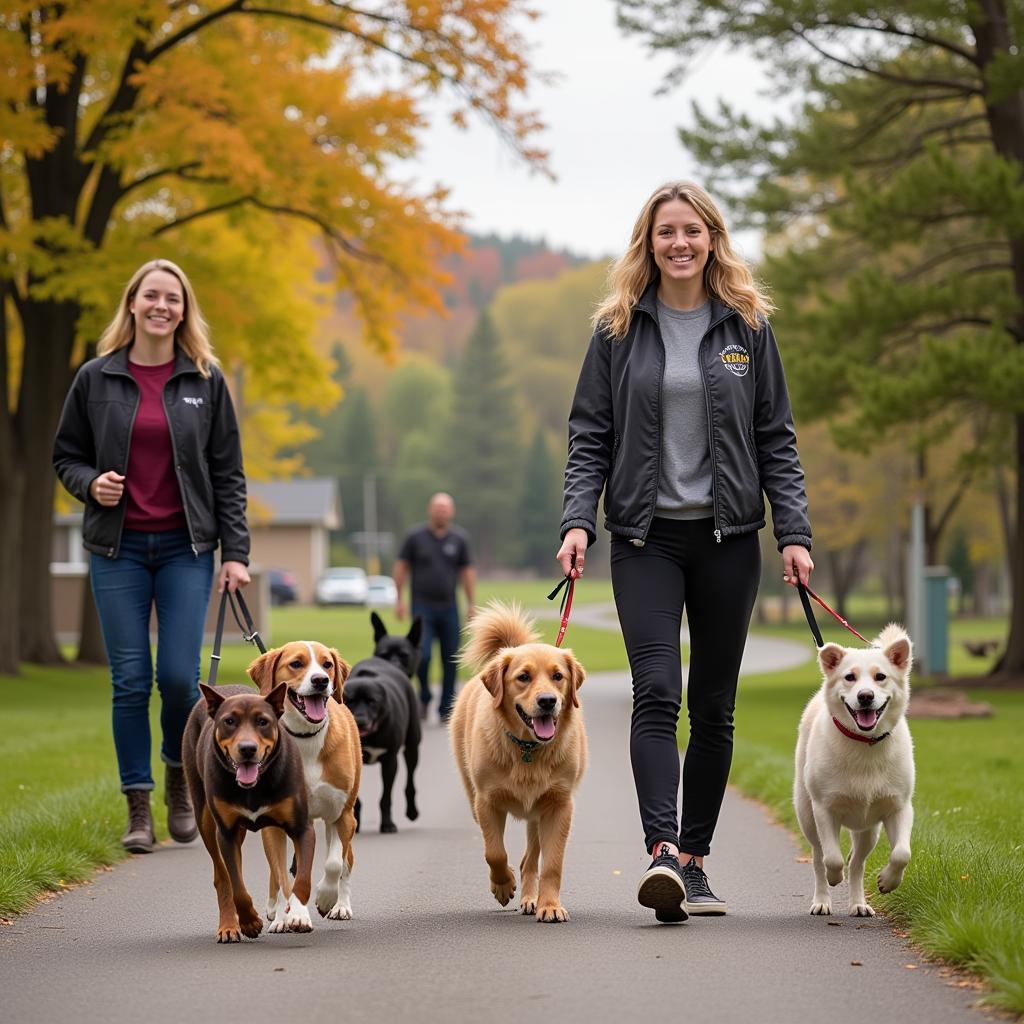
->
<box><xmin>517</xmin><ymin>429</ymin><xmax>562</xmax><ymax>573</ymax></box>
<box><xmin>446</xmin><ymin>311</ymin><xmax>522</xmax><ymax>570</ymax></box>
<box><xmin>618</xmin><ymin>0</ymin><xmax>1024</xmax><ymax>677</ymax></box>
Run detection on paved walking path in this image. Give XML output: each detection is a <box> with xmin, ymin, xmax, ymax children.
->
<box><xmin>0</xmin><ymin>660</ymin><xmax>983</xmax><ymax>1022</ymax></box>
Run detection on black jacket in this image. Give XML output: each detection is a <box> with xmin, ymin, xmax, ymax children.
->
<box><xmin>52</xmin><ymin>346</ymin><xmax>250</xmax><ymax>562</ymax></box>
<box><xmin>561</xmin><ymin>284</ymin><xmax>811</xmax><ymax>551</ymax></box>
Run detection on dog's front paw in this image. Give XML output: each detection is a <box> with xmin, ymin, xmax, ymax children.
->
<box><xmin>284</xmin><ymin>901</ymin><xmax>314</xmax><ymax>933</ymax></box>
<box><xmin>825</xmin><ymin>860</ymin><xmax>845</xmax><ymax>887</ymax></box>
<box><xmin>324</xmin><ymin>902</ymin><xmax>353</xmax><ymax>921</ymax></box>
<box><xmin>809</xmin><ymin>901</ymin><xmax>832</xmax><ymax>915</ymax></box>
<box><xmin>406</xmin><ymin>799</ymin><xmax>419</xmax><ymax>821</ymax></box>
<box><xmin>520</xmin><ymin>896</ymin><xmax>537</xmax><ymax>916</ymax></box>
<box><xmin>380</xmin><ymin>820</ymin><xmax>398</xmax><ymax>834</ymax></box>
<box><xmin>238</xmin><ymin>908</ymin><xmax>263</xmax><ymax>939</ymax></box>
<box><xmin>849</xmin><ymin>902</ymin><xmax>875</xmax><ymax>917</ymax></box>
<box><xmin>217</xmin><ymin>922</ymin><xmax>242</xmax><ymax>943</ymax></box>
<box><xmin>491</xmin><ymin>870</ymin><xmax>516</xmax><ymax>907</ymax></box>
<box><xmin>877</xmin><ymin>864</ymin><xmax>905</xmax><ymax>893</ymax></box>
<box><xmin>537</xmin><ymin>902</ymin><xmax>569</xmax><ymax>923</ymax></box>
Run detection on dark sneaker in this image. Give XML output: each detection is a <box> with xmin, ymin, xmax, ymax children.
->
<box><xmin>637</xmin><ymin>844</ymin><xmax>689</xmax><ymax>923</ymax></box>
<box><xmin>680</xmin><ymin>856</ymin><xmax>728</xmax><ymax>915</ymax></box>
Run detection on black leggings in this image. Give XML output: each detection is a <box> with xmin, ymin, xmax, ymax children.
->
<box><xmin>611</xmin><ymin>517</ymin><xmax>761</xmax><ymax>857</ymax></box>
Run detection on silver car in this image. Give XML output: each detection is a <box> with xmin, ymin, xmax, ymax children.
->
<box><xmin>314</xmin><ymin>566</ymin><xmax>369</xmax><ymax>606</ymax></box>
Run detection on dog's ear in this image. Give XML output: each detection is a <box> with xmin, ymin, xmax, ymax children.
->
<box><xmin>884</xmin><ymin>635</ymin><xmax>913</xmax><ymax>674</ymax></box>
<box><xmin>265</xmin><ymin>682</ymin><xmax>289</xmax><ymax>719</ymax></box>
<box><xmin>371</xmin><ymin>611</ymin><xmax>388</xmax><ymax>642</ymax></box>
<box><xmin>407</xmin><ymin>615</ymin><xmax>423</xmax><ymax>648</ymax></box>
<box><xmin>481</xmin><ymin>652</ymin><xmax>512</xmax><ymax>709</ymax></box>
<box><xmin>562</xmin><ymin>650</ymin><xmax>586</xmax><ymax>709</ymax></box>
<box><xmin>818</xmin><ymin>643</ymin><xmax>846</xmax><ymax>675</ymax></box>
<box><xmin>247</xmin><ymin>647</ymin><xmax>283</xmax><ymax>694</ymax></box>
<box><xmin>199</xmin><ymin>683</ymin><xmax>225</xmax><ymax>717</ymax></box>
<box><xmin>329</xmin><ymin>647</ymin><xmax>351</xmax><ymax>703</ymax></box>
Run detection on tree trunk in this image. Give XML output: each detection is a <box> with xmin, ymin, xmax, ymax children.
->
<box><xmin>17</xmin><ymin>297</ymin><xmax>78</xmax><ymax>665</ymax></box>
<box><xmin>0</xmin><ymin>429</ymin><xmax>25</xmax><ymax>675</ymax></box>
<box><xmin>972</xmin><ymin>0</ymin><xmax>1024</xmax><ymax>675</ymax></box>
<box><xmin>76</xmin><ymin>577</ymin><xmax>108</xmax><ymax>665</ymax></box>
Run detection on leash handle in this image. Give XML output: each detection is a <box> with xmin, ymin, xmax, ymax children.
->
<box><xmin>207</xmin><ymin>587</ymin><xmax>266</xmax><ymax>686</ymax></box>
<box><xmin>797</xmin><ymin>581</ymin><xmax>869</xmax><ymax>646</ymax></box>
<box><xmin>547</xmin><ymin>553</ymin><xmax>577</xmax><ymax>648</ymax></box>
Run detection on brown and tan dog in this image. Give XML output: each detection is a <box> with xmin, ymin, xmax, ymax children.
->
<box><xmin>450</xmin><ymin>602</ymin><xmax>587</xmax><ymax>922</ymax></box>
<box><xmin>247</xmin><ymin>641</ymin><xmax>362</xmax><ymax>925</ymax></box>
<box><xmin>182</xmin><ymin>683</ymin><xmax>315</xmax><ymax>942</ymax></box>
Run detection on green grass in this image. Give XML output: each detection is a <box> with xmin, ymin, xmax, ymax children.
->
<box><xmin>3</xmin><ymin>590</ymin><xmax>1022</xmax><ymax>1015</ymax></box>
<box><xmin>704</xmin><ymin>653</ymin><xmax>1024</xmax><ymax>1014</ymax></box>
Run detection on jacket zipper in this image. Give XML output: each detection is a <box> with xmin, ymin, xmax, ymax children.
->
<box><xmin>698</xmin><ymin>323</ymin><xmax>723</xmax><ymax>543</ymax></box>
<box><xmin>104</xmin><ymin>369</ymin><xmax>141</xmax><ymax>559</ymax></box>
<box><xmin>162</xmin><ymin>373</ymin><xmax>199</xmax><ymax>557</ymax></box>
<box><xmin>633</xmin><ymin>319</ymin><xmax>667</xmax><ymax>548</ymax></box>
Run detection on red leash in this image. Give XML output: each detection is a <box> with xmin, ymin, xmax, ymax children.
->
<box><xmin>797</xmin><ymin>582</ymin><xmax>869</xmax><ymax>645</ymax></box>
<box><xmin>547</xmin><ymin>555</ymin><xmax>577</xmax><ymax>647</ymax></box>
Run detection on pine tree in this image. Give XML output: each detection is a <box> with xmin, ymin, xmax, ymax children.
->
<box><xmin>518</xmin><ymin>429</ymin><xmax>562</xmax><ymax>573</ymax></box>
<box><xmin>446</xmin><ymin>311</ymin><xmax>522</xmax><ymax>570</ymax></box>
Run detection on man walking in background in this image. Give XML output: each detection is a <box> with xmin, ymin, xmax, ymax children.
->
<box><xmin>394</xmin><ymin>492</ymin><xmax>476</xmax><ymax>723</ymax></box>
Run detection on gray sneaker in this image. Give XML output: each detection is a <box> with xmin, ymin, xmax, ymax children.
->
<box><xmin>637</xmin><ymin>844</ymin><xmax>689</xmax><ymax>923</ymax></box>
<box><xmin>680</xmin><ymin>856</ymin><xmax>728</xmax><ymax>915</ymax></box>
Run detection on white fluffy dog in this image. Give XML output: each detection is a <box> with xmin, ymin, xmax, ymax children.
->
<box><xmin>794</xmin><ymin>624</ymin><xmax>915</xmax><ymax>916</ymax></box>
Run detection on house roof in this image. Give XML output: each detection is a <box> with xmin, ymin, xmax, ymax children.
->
<box><xmin>55</xmin><ymin>477</ymin><xmax>341</xmax><ymax>529</ymax></box>
<box><xmin>248</xmin><ymin>478</ymin><xmax>341</xmax><ymax>528</ymax></box>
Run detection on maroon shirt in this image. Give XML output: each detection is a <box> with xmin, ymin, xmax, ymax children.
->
<box><xmin>124</xmin><ymin>359</ymin><xmax>186</xmax><ymax>531</ymax></box>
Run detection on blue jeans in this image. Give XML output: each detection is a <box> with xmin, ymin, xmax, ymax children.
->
<box><xmin>90</xmin><ymin>528</ymin><xmax>214</xmax><ymax>791</ymax></box>
<box><xmin>413</xmin><ymin>603</ymin><xmax>461</xmax><ymax>718</ymax></box>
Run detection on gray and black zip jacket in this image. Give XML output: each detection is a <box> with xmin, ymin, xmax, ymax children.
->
<box><xmin>561</xmin><ymin>283</ymin><xmax>811</xmax><ymax>551</ymax></box>
<box><xmin>52</xmin><ymin>346</ymin><xmax>250</xmax><ymax>563</ymax></box>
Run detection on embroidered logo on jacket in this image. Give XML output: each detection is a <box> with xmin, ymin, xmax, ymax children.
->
<box><xmin>183</xmin><ymin>396</ymin><xmax>205</xmax><ymax>407</ymax></box>
<box><xmin>720</xmin><ymin>345</ymin><xmax>750</xmax><ymax>377</ymax></box>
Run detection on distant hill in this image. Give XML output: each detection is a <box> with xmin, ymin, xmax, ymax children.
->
<box><xmin>315</xmin><ymin>231</ymin><xmax>592</xmax><ymax>390</ymax></box>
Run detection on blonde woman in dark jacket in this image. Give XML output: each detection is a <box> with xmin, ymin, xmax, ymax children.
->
<box><xmin>54</xmin><ymin>259</ymin><xmax>250</xmax><ymax>854</ymax></box>
<box><xmin>557</xmin><ymin>182</ymin><xmax>813</xmax><ymax>922</ymax></box>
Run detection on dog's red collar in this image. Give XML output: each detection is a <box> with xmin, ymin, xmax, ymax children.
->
<box><xmin>832</xmin><ymin>716</ymin><xmax>890</xmax><ymax>745</ymax></box>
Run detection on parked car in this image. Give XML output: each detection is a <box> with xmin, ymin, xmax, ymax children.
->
<box><xmin>315</xmin><ymin>566</ymin><xmax>369</xmax><ymax>606</ymax></box>
<box><xmin>267</xmin><ymin>568</ymin><xmax>299</xmax><ymax>607</ymax></box>
<box><xmin>366</xmin><ymin>575</ymin><xmax>398</xmax><ymax>608</ymax></box>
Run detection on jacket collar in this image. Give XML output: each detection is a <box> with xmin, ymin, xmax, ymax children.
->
<box><xmin>102</xmin><ymin>344</ymin><xmax>199</xmax><ymax>379</ymax></box>
<box><xmin>634</xmin><ymin>279</ymin><xmax>735</xmax><ymax>330</ymax></box>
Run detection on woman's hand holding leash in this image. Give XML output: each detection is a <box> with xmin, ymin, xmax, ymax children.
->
<box><xmin>557</xmin><ymin>528</ymin><xmax>588</xmax><ymax>580</ymax></box>
<box><xmin>219</xmin><ymin>561</ymin><xmax>250</xmax><ymax>593</ymax></box>
<box><xmin>782</xmin><ymin>544</ymin><xmax>814</xmax><ymax>588</ymax></box>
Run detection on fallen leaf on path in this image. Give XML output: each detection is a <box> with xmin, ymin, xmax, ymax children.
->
<box><xmin>795</xmin><ymin>857</ymin><xmax>810</xmax><ymax>863</ymax></box>
<box><xmin>904</xmin><ymin>965</ymin><xmax>918</xmax><ymax>970</ymax></box>
<box><xmin>827</xmin><ymin>921</ymin><xmax>841</xmax><ymax>927</ymax></box>
<box><xmin>851</xmin><ymin>961</ymin><xmax>863</xmax><ymax>967</ymax></box>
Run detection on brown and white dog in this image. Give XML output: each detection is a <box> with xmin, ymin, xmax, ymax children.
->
<box><xmin>450</xmin><ymin>602</ymin><xmax>587</xmax><ymax>922</ymax></box>
<box><xmin>247</xmin><ymin>641</ymin><xmax>361</xmax><ymax>926</ymax></box>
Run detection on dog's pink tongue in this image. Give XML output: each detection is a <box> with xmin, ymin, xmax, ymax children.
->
<box><xmin>855</xmin><ymin>708</ymin><xmax>879</xmax><ymax>730</ymax></box>
<box><xmin>533</xmin><ymin>715</ymin><xmax>556</xmax><ymax>740</ymax></box>
<box><xmin>235</xmin><ymin>762</ymin><xmax>259</xmax><ymax>786</ymax></box>
<box><xmin>304</xmin><ymin>695</ymin><xmax>328</xmax><ymax>722</ymax></box>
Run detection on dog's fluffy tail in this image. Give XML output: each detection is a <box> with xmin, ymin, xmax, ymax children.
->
<box><xmin>460</xmin><ymin>600</ymin><xmax>539</xmax><ymax>671</ymax></box>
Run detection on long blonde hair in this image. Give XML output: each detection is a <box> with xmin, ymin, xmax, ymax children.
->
<box><xmin>594</xmin><ymin>182</ymin><xmax>775</xmax><ymax>338</ymax></box>
<box><xmin>97</xmin><ymin>259</ymin><xmax>218</xmax><ymax>377</ymax></box>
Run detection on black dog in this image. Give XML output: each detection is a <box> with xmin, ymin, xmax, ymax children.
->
<box><xmin>343</xmin><ymin>613</ymin><xmax>422</xmax><ymax>833</ymax></box>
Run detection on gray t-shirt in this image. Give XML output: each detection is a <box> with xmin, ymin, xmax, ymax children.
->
<box><xmin>655</xmin><ymin>299</ymin><xmax>714</xmax><ymax>520</ymax></box>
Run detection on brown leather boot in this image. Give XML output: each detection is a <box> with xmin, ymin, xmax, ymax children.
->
<box><xmin>122</xmin><ymin>790</ymin><xmax>156</xmax><ymax>853</ymax></box>
<box><xmin>164</xmin><ymin>766</ymin><xmax>198</xmax><ymax>843</ymax></box>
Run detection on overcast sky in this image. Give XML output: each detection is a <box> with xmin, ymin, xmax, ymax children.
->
<box><xmin>405</xmin><ymin>0</ymin><xmax>777</xmax><ymax>260</ymax></box>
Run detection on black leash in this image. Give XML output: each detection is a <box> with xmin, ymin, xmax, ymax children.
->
<box><xmin>797</xmin><ymin>582</ymin><xmax>869</xmax><ymax>648</ymax></box>
<box><xmin>207</xmin><ymin>588</ymin><xmax>267</xmax><ymax>686</ymax></box>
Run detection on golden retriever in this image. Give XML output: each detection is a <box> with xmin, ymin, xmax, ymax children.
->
<box><xmin>449</xmin><ymin>601</ymin><xmax>587</xmax><ymax>922</ymax></box>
